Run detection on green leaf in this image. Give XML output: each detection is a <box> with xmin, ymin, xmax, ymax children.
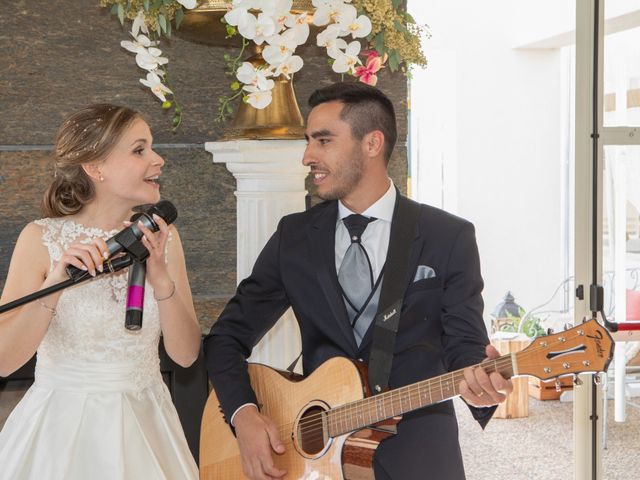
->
<box><xmin>174</xmin><ymin>105</ymin><xmax>183</xmax><ymax>113</ymax></box>
<box><xmin>391</xmin><ymin>0</ymin><xmax>402</xmax><ymax>8</ymax></box>
<box><xmin>373</xmin><ymin>32</ymin><xmax>385</xmax><ymax>53</ymax></box>
<box><xmin>158</xmin><ymin>13</ymin><xmax>167</xmax><ymax>33</ymax></box>
<box><xmin>110</xmin><ymin>4</ymin><xmax>118</xmax><ymax>15</ymax></box>
<box><xmin>117</xmin><ymin>3</ymin><xmax>125</xmax><ymax>25</ymax></box>
<box><xmin>393</xmin><ymin>20</ymin><xmax>404</xmax><ymax>31</ymax></box>
<box><xmin>175</xmin><ymin>9</ymin><xmax>184</xmax><ymax>29</ymax></box>
<box><xmin>167</xmin><ymin>20</ymin><xmax>172</xmax><ymax>37</ymax></box>
<box><xmin>144</xmin><ymin>0</ymin><xmax>150</xmax><ymax>11</ymax></box>
<box><xmin>404</xmin><ymin>12</ymin><xmax>416</xmax><ymax>24</ymax></box>
<box><xmin>389</xmin><ymin>50</ymin><xmax>401</xmax><ymax>71</ymax></box>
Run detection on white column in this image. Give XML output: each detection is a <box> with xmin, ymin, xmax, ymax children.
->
<box><xmin>206</xmin><ymin>139</ymin><xmax>308</xmax><ymax>371</ymax></box>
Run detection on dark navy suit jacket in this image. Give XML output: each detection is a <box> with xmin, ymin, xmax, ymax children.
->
<box><xmin>204</xmin><ymin>193</ymin><xmax>495</xmax><ymax>479</ymax></box>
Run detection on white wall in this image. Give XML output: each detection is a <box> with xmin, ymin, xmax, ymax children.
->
<box><xmin>408</xmin><ymin>0</ymin><xmax>569</xmax><ymax>326</ymax></box>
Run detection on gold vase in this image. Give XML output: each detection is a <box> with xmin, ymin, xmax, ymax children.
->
<box><xmin>177</xmin><ymin>1</ymin><xmax>314</xmax><ymax>139</ymax></box>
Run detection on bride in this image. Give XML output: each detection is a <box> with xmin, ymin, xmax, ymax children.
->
<box><xmin>0</xmin><ymin>104</ymin><xmax>200</xmax><ymax>479</ymax></box>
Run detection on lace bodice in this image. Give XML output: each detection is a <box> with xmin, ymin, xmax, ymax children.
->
<box><xmin>33</xmin><ymin>218</ymin><xmax>163</xmax><ymax>389</ymax></box>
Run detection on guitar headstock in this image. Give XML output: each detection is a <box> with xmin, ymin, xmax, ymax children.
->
<box><xmin>516</xmin><ymin>319</ymin><xmax>614</xmax><ymax>380</ymax></box>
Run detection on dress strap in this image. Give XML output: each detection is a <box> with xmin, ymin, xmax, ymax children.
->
<box><xmin>33</xmin><ymin>218</ymin><xmax>64</xmax><ymax>270</ymax></box>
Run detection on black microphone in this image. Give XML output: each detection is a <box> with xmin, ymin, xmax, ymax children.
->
<box><xmin>125</xmin><ymin>260</ymin><xmax>146</xmax><ymax>331</ymax></box>
<box><xmin>65</xmin><ymin>200</ymin><xmax>178</xmax><ymax>282</ymax></box>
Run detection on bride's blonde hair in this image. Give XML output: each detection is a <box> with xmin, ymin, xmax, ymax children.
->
<box><xmin>42</xmin><ymin>104</ymin><xmax>140</xmax><ymax>217</ymax></box>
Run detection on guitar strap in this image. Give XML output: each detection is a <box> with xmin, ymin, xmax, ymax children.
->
<box><xmin>368</xmin><ymin>198</ymin><xmax>422</xmax><ymax>394</ymax></box>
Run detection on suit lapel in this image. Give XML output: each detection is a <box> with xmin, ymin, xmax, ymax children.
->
<box><xmin>308</xmin><ymin>202</ymin><xmax>359</xmax><ymax>353</ymax></box>
<box><xmin>358</xmin><ymin>193</ymin><xmax>423</xmax><ymax>350</ymax></box>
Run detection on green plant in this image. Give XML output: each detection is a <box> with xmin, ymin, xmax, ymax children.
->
<box><xmin>499</xmin><ymin>307</ymin><xmax>546</xmax><ymax>338</ymax></box>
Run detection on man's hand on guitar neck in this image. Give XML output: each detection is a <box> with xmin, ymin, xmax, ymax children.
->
<box><xmin>233</xmin><ymin>405</ymin><xmax>287</xmax><ymax>479</ymax></box>
<box><xmin>459</xmin><ymin>344</ymin><xmax>513</xmax><ymax>408</ymax></box>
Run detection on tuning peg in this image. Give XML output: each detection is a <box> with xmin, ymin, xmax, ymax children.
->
<box><xmin>555</xmin><ymin>378</ymin><xmax>562</xmax><ymax>392</ymax></box>
<box><xmin>546</xmin><ymin>328</ymin><xmax>555</xmax><ymax>335</ymax></box>
<box><xmin>564</xmin><ymin>323</ymin><xmax>573</xmax><ymax>331</ymax></box>
<box><xmin>573</xmin><ymin>375</ymin><xmax>583</xmax><ymax>386</ymax></box>
<box><xmin>593</xmin><ymin>373</ymin><xmax>602</xmax><ymax>386</ymax></box>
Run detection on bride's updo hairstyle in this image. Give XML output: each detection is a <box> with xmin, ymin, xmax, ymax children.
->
<box><xmin>43</xmin><ymin>104</ymin><xmax>141</xmax><ymax>217</ymax></box>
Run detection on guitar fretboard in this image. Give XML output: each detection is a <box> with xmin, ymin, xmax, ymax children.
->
<box><xmin>326</xmin><ymin>355</ymin><xmax>515</xmax><ymax>437</ymax></box>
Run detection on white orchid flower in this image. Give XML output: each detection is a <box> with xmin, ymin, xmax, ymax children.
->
<box><xmin>343</xmin><ymin>14</ymin><xmax>372</xmax><ymax>38</ymax></box>
<box><xmin>313</xmin><ymin>0</ymin><xmax>352</xmax><ymax>26</ymax></box>
<box><xmin>263</xmin><ymin>29</ymin><xmax>300</xmax><ymax>66</ymax></box>
<box><xmin>131</xmin><ymin>10</ymin><xmax>149</xmax><ymax>37</ymax></box>
<box><xmin>121</xmin><ymin>34</ymin><xmax>154</xmax><ymax>54</ymax></box>
<box><xmin>135</xmin><ymin>47</ymin><xmax>169</xmax><ymax>71</ymax></box>
<box><xmin>266</xmin><ymin>0</ymin><xmax>293</xmax><ymax>24</ymax></box>
<box><xmin>331</xmin><ymin>40</ymin><xmax>361</xmax><ymax>73</ymax></box>
<box><xmin>140</xmin><ymin>72</ymin><xmax>173</xmax><ymax>102</ymax></box>
<box><xmin>243</xmin><ymin>82</ymin><xmax>275</xmax><ymax>109</ymax></box>
<box><xmin>224</xmin><ymin>2</ymin><xmax>251</xmax><ymax>27</ymax></box>
<box><xmin>316</xmin><ymin>24</ymin><xmax>341</xmax><ymax>49</ymax></box>
<box><xmin>326</xmin><ymin>37</ymin><xmax>347</xmax><ymax>59</ymax></box>
<box><xmin>333</xmin><ymin>3</ymin><xmax>359</xmax><ymax>29</ymax></box>
<box><xmin>284</xmin><ymin>14</ymin><xmax>310</xmax><ymax>45</ymax></box>
<box><xmin>176</xmin><ymin>0</ymin><xmax>197</xmax><ymax>8</ymax></box>
<box><xmin>236</xmin><ymin>62</ymin><xmax>274</xmax><ymax>91</ymax></box>
<box><xmin>224</xmin><ymin>7</ymin><xmax>250</xmax><ymax>27</ymax></box>
<box><xmin>238</xmin><ymin>12</ymin><xmax>277</xmax><ymax>44</ymax></box>
<box><xmin>274</xmin><ymin>55</ymin><xmax>303</xmax><ymax>79</ymax></box>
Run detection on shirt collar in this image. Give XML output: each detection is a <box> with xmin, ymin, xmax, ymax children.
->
<box><xmin>338</xmin><ymin>179</ymin><xmax>396</xmax><ymax>223</ymax></box>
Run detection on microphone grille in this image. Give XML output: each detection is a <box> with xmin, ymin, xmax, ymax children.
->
<box><xmin>152</xmin><ymin>200</ymin><xmax>178</xmax><ymax>225</ymax></box>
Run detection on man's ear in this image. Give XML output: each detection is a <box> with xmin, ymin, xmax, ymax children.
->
<box><xmin>364</xmin><ymin>130</ymin><xmax>385</xmax><ymax>158</ymax></box>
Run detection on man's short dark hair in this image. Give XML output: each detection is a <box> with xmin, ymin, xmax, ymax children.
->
<box><xmin>308</xmin><ymin>82</ymin><xmax>397</xmax><ymax>163</ymax></box>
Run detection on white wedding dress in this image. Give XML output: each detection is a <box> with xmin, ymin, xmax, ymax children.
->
<box><xmin>0</xmin><ymin>218</ymin><xmax>199</xmax><ymax>479</ymax></box>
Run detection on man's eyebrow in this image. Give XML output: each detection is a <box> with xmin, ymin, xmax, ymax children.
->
<box><xmin>309</xmin><ymin>129</ymin><xmax>335</xmax><ymax>139</ymax></box>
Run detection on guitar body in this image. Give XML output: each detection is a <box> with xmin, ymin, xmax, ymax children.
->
<box><xmin>200</xmin><ymin>357</ymin><xmax>396</xmax><ymax>479</ymax></box>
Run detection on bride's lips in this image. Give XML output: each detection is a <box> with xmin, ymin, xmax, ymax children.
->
<box><xmin>144</xmin><ymin>175</ymin><xmax>160</xmax><ymax>188</ymax></box>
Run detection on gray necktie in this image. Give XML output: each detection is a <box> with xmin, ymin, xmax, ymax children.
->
<box><xmin>338</xmin><ymin>214</ymin><xmax>377</xmax><ymax>343</ymax></box>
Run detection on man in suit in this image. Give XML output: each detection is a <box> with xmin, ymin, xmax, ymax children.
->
<box><xmin>204</xmin><ymin>82</ymin><xmax>512</xmax><ymax>479</ymax></box>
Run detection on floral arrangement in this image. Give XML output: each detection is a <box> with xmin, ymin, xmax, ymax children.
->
<box><xmin>101</xmin><ymin>0</ymin><xmax>427</xmax><ymax>127</ymax></box>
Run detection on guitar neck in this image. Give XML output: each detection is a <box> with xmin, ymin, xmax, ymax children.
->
<box><xmin>326</xmin><ymin>354</ymin><xmax>515</xmax><ymax>437</ymax></box>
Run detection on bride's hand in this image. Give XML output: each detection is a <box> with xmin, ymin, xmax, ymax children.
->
<box><xmin>134</xmin><ymin>214</ymin><xmax>173</xmax><ymax>293</ymax></box>
<box><xmin>45</xmin><ymin>238</ymin><xmax>110</xmax><ymax>286</ymax></box>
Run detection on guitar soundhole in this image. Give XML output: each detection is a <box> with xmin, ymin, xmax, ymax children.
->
<box><xmin>296</xmin><ymin>404</ymin><xmax>329</xmax><ymax>457</ymax></box>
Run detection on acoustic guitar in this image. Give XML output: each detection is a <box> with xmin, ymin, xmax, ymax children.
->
<box><xmin>200</xmin><ymin>319</ymin><xmax>614</xmax><ymax>479</ymax></box>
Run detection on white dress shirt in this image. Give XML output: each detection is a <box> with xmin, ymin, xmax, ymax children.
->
<box><xmin>336</xmin><ymin>179</ymin><xmax>396</xmax><ymax>279</ymax></box>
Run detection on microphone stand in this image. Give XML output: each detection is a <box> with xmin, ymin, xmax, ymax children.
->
<box><xmin>0</xmin><ymin>253</ymin><xmax>141</xmax><ymax>315</ymax></box>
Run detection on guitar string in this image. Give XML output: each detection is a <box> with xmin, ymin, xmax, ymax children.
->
<box><xmin>278</xmin><ymin>352</ymin><xmax>591</xmax><ymax>443</ymax></box>
<box><xmin>270</xmin><ymin>327</ymin><xmax>604</xmax><ymax>441</ymax></box>
<box><xmin>281</xmin><ymin>328</ymin><xmax>601</xmax><ymax>439</ymax></box>
<box><xmin>285</xmin><ymin>353</ymin><xmax>568</xmax><ymax>441</ymax></box>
